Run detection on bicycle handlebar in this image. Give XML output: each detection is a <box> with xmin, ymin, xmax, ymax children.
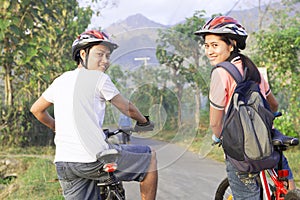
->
<box><xmin>103</xmin><ymin>128</ymin><xmax>133</xmax><ymax>138</ymax></box>
<box><xmin>274</xmin><ymin>111</ymin><xmax>282</xmax><ymax>118</ymax></box>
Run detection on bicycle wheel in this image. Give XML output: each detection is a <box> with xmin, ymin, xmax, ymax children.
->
<box><xmin>215</xmin><ymin>178</ymin><xmax>233</xmax><ymax>200</ymax></box>
<box><xmin>215</xmin><ymin>177</ymin><xmax>263</xmax><ymax>200</ymax></box>
<box><xmin>285</xmin><ymin>189</ymin><xmax>300</xmax><ymax>200</ymax></box>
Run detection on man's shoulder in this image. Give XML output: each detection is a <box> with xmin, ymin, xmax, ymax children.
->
<box><xmin>58</xmin><ymin>69</ymin><xmax>77</xmax><ymax>77</ymax></box>
<box><xmin>78</xmin><ymin>68</ymin><xmax>109</xmax><ymax>78</ymax></box>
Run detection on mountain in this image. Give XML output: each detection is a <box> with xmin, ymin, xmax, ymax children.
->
<box><xmin>103</xmin><ymin>14</ymin><xmax>168</xmax><ymax>69</ymax></box>
<box><xmin>105</xmin><ymin>13</ymin><xmax>166</xmax><ymax>33</ymax></box>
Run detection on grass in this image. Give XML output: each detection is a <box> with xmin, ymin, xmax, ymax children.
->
<box><xmin>0</xmin><ymin>147</ymin><xmax>63</xmax><ymax>200</ymax></box>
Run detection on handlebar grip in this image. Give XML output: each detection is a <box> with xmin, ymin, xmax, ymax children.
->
<box><xmin>274</xmin><ymin>112</ymin><xmax>282</xmax><ymax>118</ymax></box>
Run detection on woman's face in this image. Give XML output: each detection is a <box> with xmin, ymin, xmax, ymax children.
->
<box><xmin>204</xmin><ymin>34</ymin><xmax>233</xmax><ymax>66</ymax></box>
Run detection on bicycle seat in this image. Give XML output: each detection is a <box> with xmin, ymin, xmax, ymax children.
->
<box><xmin>96</xmin><ymin>149</ymin><xmax>120</xmax><ymax>164</ymax></box>
<box><xmin>272</xmin><ymin>129</ymin><xmax>299</xmax><ymax>147</ymax></box>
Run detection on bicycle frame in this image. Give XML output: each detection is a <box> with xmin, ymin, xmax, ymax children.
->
<box><xmin>260</xmin><ymin>166</ymin><xmax>291</xmax><ymax>200</ymax></box>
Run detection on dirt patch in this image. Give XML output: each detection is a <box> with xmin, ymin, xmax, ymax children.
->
<box><xmin>0</xmin><ymin>157</ymin><xmax>24</xmax><ymax>199</ymax></box>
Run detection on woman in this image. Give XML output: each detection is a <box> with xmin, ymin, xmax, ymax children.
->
<box><xmin>194</xmin><ymin>16</ymin><xmax>295</xmax><ymax>199</ymax></box>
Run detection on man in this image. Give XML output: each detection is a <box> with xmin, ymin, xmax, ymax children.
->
<box><xmin>30</xmin><ymin>30</ymin><xmax>158</xmax><ymax>200</ymax></box>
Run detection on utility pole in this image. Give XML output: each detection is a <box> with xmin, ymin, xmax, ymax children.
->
<box><xmin>134</xmin><ymin>57</ymin><xmax>150</xmax><ymax>67</ymax></box>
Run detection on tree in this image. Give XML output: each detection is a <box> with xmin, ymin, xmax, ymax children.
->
<box><xmin>252</xmin><ymin>0</ymin><xmax>300</xmax><ymax>137</ymax></box>
<box><xmin>0</xmin><ymin>0</ymin><xmax>93</xmax><ymax>146</ymax></box>
<box><xmin>156</xmin><ymin>11</ymin><xmax>209</xmax><ymax>129</ymax></box>
<box><xmin>127</xmin><ymin>64</ymin><xmax>179</xmax><ymax>130</ymax></box>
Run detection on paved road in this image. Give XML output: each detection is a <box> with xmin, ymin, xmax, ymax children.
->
<box><xmin>122</xmin><ymin>136</ymin><xmax>227</xmax><ymax>200</ymax></box>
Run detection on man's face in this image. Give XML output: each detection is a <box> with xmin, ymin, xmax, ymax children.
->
<box><xmin>81</xmin><ymin>44</ymin><xmax>111</xmax><ymax>72</ymax></box>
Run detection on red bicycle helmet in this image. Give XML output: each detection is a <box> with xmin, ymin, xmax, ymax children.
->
<box><xmin>194</xmin><ymin>16</ymin><xmax>248</xmax><ymax>50</ymax></box>
<box><xmin>72</xmin><ymin>30</ymin><xmax>118</xmax><ymax>61</ymax></box>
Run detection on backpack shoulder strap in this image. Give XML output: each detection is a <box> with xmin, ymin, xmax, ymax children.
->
<box><xmin>214</xmin><ymin>61</ymin><xmax>243</xmax><ymax>83</ymax></box>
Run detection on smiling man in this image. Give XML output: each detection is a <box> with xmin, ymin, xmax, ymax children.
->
<box><xmin>30</xmin><ymin>30</ymin><xmax>157</xmax><ymax>200</ymax></box>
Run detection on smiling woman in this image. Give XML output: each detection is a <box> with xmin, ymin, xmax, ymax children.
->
<box><xmin>204</xmin><ymin>35</ymin><xmax>233</xmax><ymax>66</ymax></box>
<box><xmin>194</xmin><ymin>15</ymin><xmax>297</xmax><ymax>199</ymax></box>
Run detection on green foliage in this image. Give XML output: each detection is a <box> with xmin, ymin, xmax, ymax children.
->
<box><xmin>0</xmin><ymin>0</ymin><xmax>93</xmax><ymax>147</ymax></box>
<box><xmin>0</xmin><ymin>176</ymin><xmax>16</xmax><ymax>185</ymax></box>
<box><xmin>3</xmin><ymin>157</ymin><xmax>63</xmax><ymax>200</ymax></box>
<box><xmin>129</xmin><ymin>81</ymin><xmax>179</xmax><ymax>130</ymax></box>
<box><xmin>274</xmin><ymin>111</ymin><xmax>298</xmax><ymax>138</ymax></box>
<box><xmin>156</xmin><ymin>10</ymin><xmax>210</xmax><ymax>128</ymax></box>
<box><xmin>251</xmin><ymin>0</ymin><xmax>300</xmax><ymax>137</ymax></box>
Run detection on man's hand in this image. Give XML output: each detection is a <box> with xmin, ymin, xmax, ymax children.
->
<box><xmin>134</xmin><ymin>116</ymin><xmax>154</xmax><ymax>132</ymax></box>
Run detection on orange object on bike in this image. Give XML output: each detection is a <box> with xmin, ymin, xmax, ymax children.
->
<box><xmin>103</xmin><ymin>163</ymin><xmax>118</xmax><ymax>173</ymax></box>
<box><xmin>278</xmin><ymin>169</ymin><xmax>289</xmax><ymax>178</ymax></box>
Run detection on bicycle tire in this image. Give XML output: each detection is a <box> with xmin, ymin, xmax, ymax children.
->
<box><xmin>285</xmin><ymin>189</ymin><xmax>300</xmax><ymax>200</ymax></box>
<box><xmin>215</xmin><ymin>178</ymin><xmax>233</xmax><ymax>200</ymax></box>
<box><xmin>215</xmin><ymin>177</ymin><xmax>263</xmax><ymax>200</ymax></box>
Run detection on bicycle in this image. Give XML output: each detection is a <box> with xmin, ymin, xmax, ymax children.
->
<box><xmin>96</xmin><ymin>129</ymin><xmax>132</xmax><ymax>200</ymax></box>
<box><xmin>214</xmin><ymin>134</ymin><xmax>300</xmax><ymax>200</ymax></box>
<box><xmin>104</xmin><ymin>128</ymin><xmax>134</xmax><ymax>144</ymax></box>
<box><xmin>119</xmin><ymin>127</ymin><xmax>133</xmax><ymax>144</ymax></box>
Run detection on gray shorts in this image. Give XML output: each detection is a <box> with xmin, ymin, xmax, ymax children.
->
<box><xmin>55</xmin><ymin>144</ymin><xmax>152</xmax><ymax>200</ymax></box>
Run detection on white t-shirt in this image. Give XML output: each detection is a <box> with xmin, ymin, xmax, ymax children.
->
<box><xmin>42</xmin><ymin>68</ymin><xmax>120</xmax><ymax>163</ymax></box>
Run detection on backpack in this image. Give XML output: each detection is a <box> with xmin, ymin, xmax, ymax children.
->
<box><xmin>213</xmin><ymin>61</ymin><xmax>279</xmax><ymax>173</ymax></box>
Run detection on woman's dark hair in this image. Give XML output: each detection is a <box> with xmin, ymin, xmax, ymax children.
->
<box><xmin>220</xmin><ymin>35</ymin><xmax>261</xmax><ymax>83</ymax></box>
<box><xmin>239</xmin><ymin>54</ymin><xmax>261</xmax><ymax>83</ymax></box>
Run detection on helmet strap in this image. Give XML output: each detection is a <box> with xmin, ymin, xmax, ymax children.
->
<box><xmin>80</xmin><ymin>59</ymin><xmax>86</xmax><ymax>68</ymax></box>
<box><xmin>80</xmin><ymin>48</ymin><xmax>91</xmax><ymax>69</ymax></box>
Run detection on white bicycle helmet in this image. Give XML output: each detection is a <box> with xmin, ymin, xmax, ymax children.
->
<box><xmin>194</xmin><ymin>16</ymin><xmax>248</xmax><ymax>50</ymax></box>
<box><xmin>72</xmin><ymin>30</ymin><xmax>118</xmax><ymax>62</ymax></box>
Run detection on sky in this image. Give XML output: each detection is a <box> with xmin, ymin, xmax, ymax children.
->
<box><xmin>78</xmin><ymin>0</ymin><xmax>278</xmax><ymax>28</ymax></box>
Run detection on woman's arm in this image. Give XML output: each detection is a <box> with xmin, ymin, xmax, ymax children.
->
<box><xmin>266</xmin><ymin>92</ymin><xmax>279</xmax><ymax>112</ymax></box>
<box><xmin>209</xmin><ymin>106</ymin><xmax>224</xmax><ymax>138</ymax></box>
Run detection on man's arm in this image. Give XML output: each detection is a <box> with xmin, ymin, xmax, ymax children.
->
<box><xmin>30</xmin><ymin>96</ymin><xmax>55</xmax><ymax>132</ymax></box>
<box><xmin>110</xmin><ymin>94</ymin><xmax>147</xmax><ymax>124</ymax></box>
